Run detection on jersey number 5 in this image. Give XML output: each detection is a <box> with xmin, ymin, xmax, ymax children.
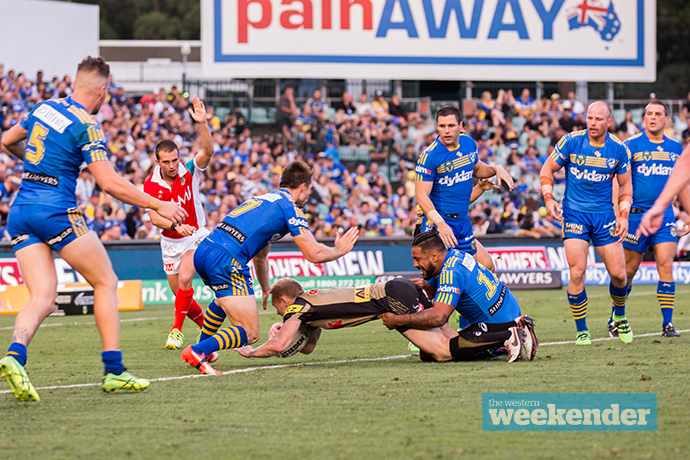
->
<box><xmin>26</xmin><ymin>122</ymin><xmax>49</xmax><ymax>165</ymax></box>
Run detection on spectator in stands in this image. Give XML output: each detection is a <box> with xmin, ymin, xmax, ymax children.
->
<box><xmin>306</xmin><ymin>89</ymin><xmax>327</xmax><ymax>118</ymax></box>
<box><xmin>276</xmin><ymin>86</ymin><xmax>298</xmax><ymax>141</ymax></box>
<box><xmin>334</xmin><ymin>91</ymin><xmax>356</xmax><ymax>119</ymax></box>
<box><xmin>563</xmin><ymin>91</ymin><xmax>585</xmax><ymax>116</ymax></box>
<box><xmin>356</xmin><ymin>93</ymin><xmax>373</xmax><ymax>117</ymax></box>
<box><xmin>515</xmin><ymin>88</ymin><xmax>536</xmax><ymax>116</ymax></box>
<box><xmin>617</xmin><ymin>111</ymin><xmax>640</xmax><ymax>139</ymax></box>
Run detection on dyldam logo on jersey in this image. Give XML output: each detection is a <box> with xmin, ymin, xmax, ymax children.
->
<box><xmin>636</xmin><ymin>164</ymin><xmax>673</xmax><ymax>177</ymax></box>
<box><xmin>568</xmin><ymin>167</ymin><xmax>611</xmax><ymax>182</ymax></box>
<box><xmin>288</xmin><ymin>217</ymin><xmax>309</xmax><ymax>227</ymax></box>
<box><xmin>438</xmin><ymin>170</ymin><xmax>472</xmax><ymax>187</ymax></box>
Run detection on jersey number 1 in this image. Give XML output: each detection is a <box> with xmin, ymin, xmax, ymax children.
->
<box><xmin>477</xmin><ymin>269</ymin><xmax>498</xmax><ymax>300</ymax></box>
<box><xmin>26</xmin><ymin>122</ymin><xmax>49</xmax><ymax>165</ymax></box>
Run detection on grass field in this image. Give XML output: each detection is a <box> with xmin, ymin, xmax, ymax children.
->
<box><xmin>0</xmin><ymin>284</ymin><xmax>688</xmax><ymax>460</ymax></box>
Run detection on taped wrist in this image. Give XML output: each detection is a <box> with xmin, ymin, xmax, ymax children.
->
<box><xmin>619</xmin><ymin>193</ymin><xmax>632</xmax><ymax>219</ymax></box>
<box><xmin>540</xmin><ymin>176</ymin><xmax>554</xmax><ymax>203</ymax></box>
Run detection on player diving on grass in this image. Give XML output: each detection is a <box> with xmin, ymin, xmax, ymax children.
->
<box><xmin>380</xmin><ymin>231</ymin><xmax>536</xmax><ymax>363</ymax></box>
<box><xmin>181</xmin><ymin>161</ymin><xmax>359</xmax><ymax>374</ymax></box>
<box><xmin>621</xmin><ymin>101</ymin><xmax>690</xmax><ymax>337</ymax></box>
<box><xmin>0</xmin><ymin>56</ymin><xmax>187</xmax><ymax>401</ymax></box>
<box><xmin>143</xmin><ymin>96</ymin><xmax>214</xmax><ymax>350</ymax></box>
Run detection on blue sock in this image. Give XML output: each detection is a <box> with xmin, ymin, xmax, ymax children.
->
<box><xmin>568</xmin><ymin>290</ymin><xmax>588</xmax><ymax>332</ymax></box>
<box><xmin>192</xmin><ymin>325</ymin><xmax>247</xmax><ymax>356</ymax></box>
<box><xmin>199</xmin><ymin>301</ymin><xmax>226</xmax><ymax>342</ymax></box>
<box><xmin>6</xmin><ymin>343</ymin><xmax>27</xmax><ymax>367</ymax></box>
<box><xmin>102</xmin><ymin>350</ymin><xmax>125</xmax><ymax>375</ymax></box>
<box><xmin>657</xmin><ymin>281</ymin><xmax>675</xmax><ymax>326</ymax></box>
<box><xmin>611</xmin><ymin>282</ymin><xmax>633</xmax><ymax>321</ymax></box>
<box><xmin>610</xmin><ymin>281</ymin><xmax>628</xmax><ymax>318</ymax></box>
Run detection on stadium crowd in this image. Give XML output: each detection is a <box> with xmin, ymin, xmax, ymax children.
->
<box><xmin>1</xmin><ymin>63</ymin><xmax>690</xmax><ymax>257</ymax></box>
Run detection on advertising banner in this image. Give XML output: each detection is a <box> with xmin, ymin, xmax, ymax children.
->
<box><xmin>202</xmin><ymin>0</ymin><xmax>655</xmax><ymax>81</ymax></box>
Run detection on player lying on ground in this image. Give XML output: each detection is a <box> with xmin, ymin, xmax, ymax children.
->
<box><xmin>235</xmin><ymin>276</ymin><xmax>535</xmax><ymax>363</ymax></box>
<box><xmin>380</xmin><ymin>230</ymin><xmax>537</xmax><ymax>362</ymax></box>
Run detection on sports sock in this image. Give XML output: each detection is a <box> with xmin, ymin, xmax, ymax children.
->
<box><xmin>199</xmin><ymin>301</ymin><xmax>226</xmax><ymax>342</ymax></box>
<box><xmin>448</xmin><ymin>325</ymin><xmax>511</xmax><ymax>361</ymax></box>
<box><xmin>102</xmin><ymin>350</ymin><xmax>125</xmax><ymax>375</ymax></box>
<box><xmin>610</xmin><ymin>283</ymin><xmax>633</xmax><ymax>321</ymax></box>
<box><xmin>610</xmin><ymin>281</ymin><xmax>628</xmax><ymax>317</ymax></box>
<box><xmin>568</xmin><ymin>290</ymin><xmax>588</xmax><ymax>332</ymax></box>
<box><xmin>187</xmin><ymin>299</ymin><xmax>205</xmax><ymax>328</ymax></box>
<box><xmin>172</xmin><ymin>287</ymin><xmax>195</xmax><ymax>331</ymax></box>
<box><xmin>192</xmin><ymin>325</ymin><xmax>247</xmax><ymax>356</ymax></box>
<box><xmin>6</xmin><ymin>342</ymin><xmax>27</xmax><ymax>367</ymax></box>
<box><xmin>657</xmin><ymin>281</ymin><xmax>675</xmax><ymax>326</ymax></box>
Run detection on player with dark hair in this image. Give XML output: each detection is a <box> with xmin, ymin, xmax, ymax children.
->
<box><xmin>0</xmin><ymin>56</ymin><xmax>187</xmax><ymax>401</ymax></box>
<box><xmin>380</xmin><ymin>231</ymin><xmax>537</xmax><ymax>362</ymax></box>
<box><xmin>540</xmin><ymin>101</ymin><xmax>633</xmax><ymax>345</ymax></box>
<box><xmin>143</xmin><ymin>96</ymin><xmax>214</xmax><ymax>350</ymax></box>
<box><xmin>182</xmin><ymin>161</ymin><xmax>359</xmax><ymax>374</ymax></box>
<box><xmin>620</xmin><ymin>101</ymin><xmax>690</xmax><ymax>337</ymax></box>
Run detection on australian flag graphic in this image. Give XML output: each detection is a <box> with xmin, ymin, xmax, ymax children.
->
<box><xmin>567</xmin><ymin>0</ymin><xmax>621</xmax><ymax>42</ymax></box>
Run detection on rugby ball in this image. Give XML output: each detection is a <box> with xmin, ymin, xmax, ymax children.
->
<box><xmin>278</xmin><ymin>323</ymin><xmax>311</xmax><ymax>358</ymax></box>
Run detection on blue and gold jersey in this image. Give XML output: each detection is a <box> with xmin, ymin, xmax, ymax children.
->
<box><xmin>207</xmin><ymin>189</ymin><xmax>310</xmax><ymax>266</ymax></box>
<box><xmin>15</xmin><ymin>97</ymin><xmax>108</xmax><ymax>208</ymax></box>
<box><xmin>625</xmin><ymin>132</ymin><xmax>682</xmax><ymax>217</ymax></box>
<box><xmin>415</xmin><ymin>135</ymin><xmax>478</xmax><ymax>219</ymax></box>
<box><xmin>431</xmin><ymin>249</ymin><xmax>521</xmax><ymax>324</ymax></box>
<box><xmin>551</xmin><ymin>130</ymin><xmax>631</xmax><ymax>213</ymax></box>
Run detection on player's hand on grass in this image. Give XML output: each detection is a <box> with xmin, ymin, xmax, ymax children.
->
<box><xmin>234</xmin><ymin>346</ymin><xmax>254</xmax><ymax>358</ymax></box>
<box><xmin>436</xmin><ymin>220</ymin><xmax>458</xmax><ymax>249</ymax></box>
<box><xmin>637</xmin><ymin>206</ymin><xmax>663</xmax><ymax>237</ymax></box>
<box><xmin>174</xmin><ymin>224</ymin><xmax>195</xmax><ymax>237</ymax></box>
<box><xmin>545</xmin><ymin>199</ymin><xmax>562</xmax><ymax>221</ymax></box>
<box><xmin>615</xmin><ymin>217</ymin><xmax>628</xmax><ymax>243</ymax></box>
<box><xmin>188</xmin><ymin>96</ymin><xmax>207</xmax><ymax>124</ymax></box>
<box><xmin>269</xmin><ymin>323</ymin><xmax>282</xmax><ymax>339</ymax></box>
<box><xmin>494</xmin><ymin>165</ymin><xmax>514</xmax><ymax>191</ymax></box>
<box><xmin>334</xmin><ymin>227</ymin><xmax>359</xmax><ymax>256</ymax></box>
<box><xmin>262</xmin><ymin>286</ymin><xmax>271</xmax><ymax>310</ymax></box>
<box><xmin>381</xmin><ymin>312</ymin><xmax>400</xmax><ymax>330</ymax></box>
<box><xmin>158</xmin><ymin>201</ymin><xmax>188</xmax><ymax>224</ymax></box>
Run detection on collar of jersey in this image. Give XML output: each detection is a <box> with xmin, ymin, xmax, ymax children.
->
<box><xmin>434</xmin><ymin>136</ymin><xmax>461</xmax><ymax>154</ymax></box>
<box><xmin>65</xmin><ymin>96</ymin><xmax>87</xmax><ymax>112</ymax></box>
<box><xmin>278</xmin><ymin>188</ymin><xmax>294</xmax><ymax>201</ymax></box>
<box><xmin>150</xmin><ymin>163</ymin><xmax>189</xmax><ymax>190</ymax></box>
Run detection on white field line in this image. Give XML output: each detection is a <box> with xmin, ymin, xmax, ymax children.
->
<box><xmin>516</xmin><ymin>288</ymin><xmax>690</xmax><ymax>302</ymax></box>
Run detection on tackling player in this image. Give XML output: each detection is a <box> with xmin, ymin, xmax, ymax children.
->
<box><xmin>380</xmin><ymin>231</ymin><xmax>537</xmax><ymax>362</ymax></box>
<box><xmin>0</xmin><ymin>57</ymin><xmax>187</xmax><ymax>401</ymax></box>
<box><xmin>540</xmin><ymin>101</ymin><xmax>633</xmax><ymax>345</ymax></box>
<box><xmin>415</xmin><ymin>106</ymin><xmax>513</xmax><ymax>272</ymax></box>
<box><xmin>621</xmin><ymin>101</ymin><xmax>690</xmax><ymax>337</ymax></box>
<box><xmin>181</xmin><ymin>161</ymin><xmax>359</xmax><ymax>374</ymax></box>
<box><xmin>143</xmin><ymin>96</ymin><xmax>213</xmax><ymax>350</ymax></box>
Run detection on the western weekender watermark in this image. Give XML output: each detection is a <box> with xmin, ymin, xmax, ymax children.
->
<box><xmin>482</xmin><ymin>393</ymin><xmax>656</xmax><ymax>431</ymax></box>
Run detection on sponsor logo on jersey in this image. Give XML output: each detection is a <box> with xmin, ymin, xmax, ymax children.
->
<box><xmin>307</xmin><ymin>289</ymin><xmax>319</xmax><ymax>295</ymax></box>
<box><xmin>462</xmin><ymin>252</ymin><xmax>476</xmax><ymax>271</ymax></box>
<box><xmin>288</xmin><ymin>217</ymin><xmax>309</xmax><ymax>228</ymax></box>
<box><xmin>437</xmin><ymin>285</ymin><xmax>460</xmax><ymax>294</ymax></box>
<box><xmin>564</xmin><ymin>222</ymin><xmax>584</xmax><ymax>235</ymax></box>
<box><xmin>176</xmin><ymin>188</ymin><xmax>193</xmax><ymax>206</ymax></box>
<box><xmin>326</xmin><ymin>320</ymin><xmax>344</xmax><ymax>329</ymax></box>
<box><xmin>354</xmin><ymin>285</ymin><xmax>371</xmax><ymax>302</ymax></box>
<box><xmin>415</xmin><ymin>165</ymin><xmax>430</xmax><ymax>175</ymax></box>
<box><xmin>22</xmin><ymin>171</ymin><xmax>59</xmax><ymax>187</ymax></box>
<box><xmin>164</xmin><ymin>263</ymin><xmax>176</xmax><ymax>272</ymax></box>
<box><xmin>257</xmin><ymin>192</ymin><xmax>282</xmax><ymax>203</ymax></box>
<box><xmin>210</xmin><ymin>283</ymin><xmax>230</xmax><ymax>291</ymax></box>
<box><xmin>34</xmin><ymin>104</ymin><xmax>72</xmax><ymax>133</ymax></box>
<box><xmin>487</xmin><ymin>285</ymin><xmax>507</xmax><ymax>316</ymax></box>
<box><xmin>46</xmin><ymin>227</ymin><xmax>74</xmax><ymax>246</ymax></box>
<box><xmin>576</xmin><ymin>153</ymin><xmax>585</xmax><ymax>166</ymax></box>
<box><xmin>636</xmin><ymin>164</ymin><xmax>673</xmax><ymax>177</ymax></box>
<box><xmin>625</xmin><ymin>233</ymin><xmax>639</xmax><ymax>245</ymax></box>
<box><xmin>438</xmin><ymin>170</ymin><xmax>472</xmax><ymax>187</ymax></box>
<box><xmin>594</xmin><ymin>150</ymin><xmax>601</xmax><ymax>157</ymax></box>
<box><xmin>285</xmin><ymin>304</ymin><xmax>304</xmax><ymax>315</ymax></box>
<box><xmin>10</xmin><ymin>234</ymin><xmax>29</xmax><ymax>246</ymax></box>
<box><xmin>569</xmin><ymin>167</ymin><xmax>611</xmax><ymax>182</ymax></box>
<box><xmin>217</xmin><ymin>222</ymin><xmax>247</xmax><ymax>243</ymax></box>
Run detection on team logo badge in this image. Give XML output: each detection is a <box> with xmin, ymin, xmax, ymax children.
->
<box><xmin>444</xmin><ymin>160</ymin><xmax>453</xmax><ymax>171</ymax></box>
<box><xmin>657</xmin><ymin>146</ymin><xmax>663</xmax><ymax>151</ymax></box>
<box><xmin>594</xmin><ymin>150</ymin><xmax>601</xmax><ymax>158</ymax></box>
<box><xmin>609</xmin><ymin>225</ymin><xmax>616</xmax><ymax>237</ymax></box>
<box><xmin>671</xmin><ymin>152</ymin><xmax>679</xmax><ymax>162</ymax></box>
<box><xmin>470</xmin><ymin>152</ymin><xmax>477</xmax><ymax>163</ymax></box>
<box><xmin>180</xmin><ymin>176</ymin><xmax>186</xmax><ymax>186</ymax></box>
<box><xmin>643</xmin><ymin>151</ymin><xmax>652</xmax><ymax>161</ymax></box>
<box><xmin>671</xmin><ymin>227</ymin><xmax>677</xmax><ymax>237</ymax></box>
<box><xmin>471</xmin><ymin>239</ymin><xmax>477</xmax><ymax>251</ymax></box>
<box><xmin>566</xmin><ymin>0</ymin><xmax>621</xmax><ymax>42</ymax></box>
<box><xmin>576</xmin><ymin>153</ymin><xmax>585</xmax><ymax>166</ymax></box>
<box><xmin>607</xmin><ymin>158</ymin><xmax>616</xmax><ymax>168</ymax></box>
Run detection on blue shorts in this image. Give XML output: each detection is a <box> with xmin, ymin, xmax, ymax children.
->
<box><xmin>8</xmin><ymin>205</ymin><xmax>89</xmax><ymax>251</ymax></box>
<box><xmin>194</xmin><ymin>238</ymin><xmax>254</xmax><ymax>298</ymax></box>
<box><xmin>623</xmin><ymin>212</ymin><xmax>677</xmax><ymax>253</ymax></box>
<box><xmin>420</xmin><ymin>215</ymin><xmax>477</xmax><ymax>255</ymax></box>
<box><xmin>562</xmin><ymin>207</ymin><xmax>618</xmax><ymax>247</ymax></box>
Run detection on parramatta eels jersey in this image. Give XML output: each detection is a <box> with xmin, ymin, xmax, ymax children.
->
<box><xmin>415</xmin><ymin>135</ymin><xmax>478</xmax><ymax>219</ymax></box>
<box><xmin>430</xmin><ymin>249</ymin><xmax>521</xmax><ymax>324</ymax></box>
<box><xmin>16</xmin><ymin>97</ymin><xmax>109</xmax><ymax>208</ymax></box>
<box><xmin>624</xmin><ymin>132</ymin><xmax>682</xmax><ymax>218</ymax></box>
<box><xmin>207</xmin><ymin>189</ymin><xmax>309</xmax><ymax>266</ymax></box>
<box><xmin>551</xmin><ymin>130</ymin><xmax>631</xmax><ymax>213</ymax></box>
<box><xmin>282</xmin><ymin>279</ymin><xmax>431</xmax><ymax>329</ymax></box>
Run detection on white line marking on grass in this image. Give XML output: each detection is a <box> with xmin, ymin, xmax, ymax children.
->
<box><xmin>516</xmin><ymin>289</ymin><xmax>690</xmax><ymax>302</ymax></box>
<box><xmin>540</xmin><ymin>329</ymin><xmax>689</xmax><ymax>346</ymax></box>
<box><xmin>0</xmin><ymin>317</ymin><xmax>166</xmax><ymax>331</ymax></box>
<box><xmin>0</xmin><ymin>355</ymin><xmax>410</xmax><ymax>394</ymax></box>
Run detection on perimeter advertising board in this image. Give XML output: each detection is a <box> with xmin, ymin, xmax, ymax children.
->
<box><xmin>202</xmin><ymin>0</ymin><xmax>655</xmax><ymax>81</ymax></box>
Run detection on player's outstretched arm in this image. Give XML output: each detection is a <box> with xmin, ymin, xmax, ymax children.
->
<box><xmin>89</xmin><ymin>161</ymin><xmax>188</xmax><ymax>223</ymax></box>
<box><xmin>253</xmin><ymin>245</ymin><xmax>272</xmax><ymax>310</ymax></box>
<box><xmin>540</xmin><ymin>157</ymin><xmax>563</xmax><ymax>221</ymax></box>
<box><xmin>300</xmin><ymin>327</ymin><xmax>322</xmax><ymax>354</ymax></box>
<box><xmin>0</xmin><ymin>123</ymin><xmax>27</xmax><ymax>160</ymax></box>
<box><xmin>189</xmin><ymin>97</ymin><xmax>214</xmax><ymax>170</ymax></box>
<box><xmin>470</xmin><ymin>178</ymin><xmax>501</xmax><ymax>203</ymax></box>
<box><xmin>235</xmin><ymin>320</ymin><xmax>302</xmax><ymax>358</ymax></box>
<box><xmin>381</xmin><ymin>302</ymin><xmax>455</xmax><ymax>330</ymax></box>
<box><xmin>292</xmin><ymin>227</ymin><xmax>359</xmax><ymax>264</ymax></box>
<box><xmin>474</xmin><ymin>161</ymin><xmax>514</xmax><ymax>190</ymax></box>
<box><xmin>415</xmin><ymin>180</ymin><xmax>457</xmax><ymax>248</ymax></box>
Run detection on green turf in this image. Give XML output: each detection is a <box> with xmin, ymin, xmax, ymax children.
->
<box><xmin>0</xmin><ymin>285</ymin><xmax>688</xmax><ymax>460</ymax></box>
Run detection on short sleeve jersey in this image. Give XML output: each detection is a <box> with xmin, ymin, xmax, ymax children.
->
<box><xmin>415</xmin><ymin>135</ymin><xmax>479</xmax><ymax>219</ymax></box>
<box><xmin>551</xmin><ymin>130</ymin><xmax>631</xmax><ymax>213</ymax></box>
<box><xmin>209</xmin><ymin>189</ymin><xmax>310</xmax><ymax>266</ymax></box>
<box><xmin>432</xmin><ymin>249</ymin><xmax>520</xmax><ymax>324</ymax></box>
<box><xmin>143</xmin><ymin>157</ymin><xmax>207</xmax><ymax>239</ymax></box>
<box><xmin>15</xmin><ymin>97</ymin><xmax>109</xmax><ymax>208</ymax></box>
<box><xmin>624</xmin><ymin>132</ymin><xmax>682</xmax><ymax>217</ymax></box>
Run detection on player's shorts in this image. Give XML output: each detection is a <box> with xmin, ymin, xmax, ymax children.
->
<box><xmin>8</xmin><ymin>204</ymin><xmax>89</xmax><ymax>252</ymax></box>
<box><xmin>562</xmin><ymin>207</ymin><xmax>618</xmax><ymax>247</ymax></box>
<box><xmin>194</xmin><ymin>237</ymin><xmax>254</xmax><ymax>298</ymax></box>
<box><xmin>160</xmin><ymin>227</ymin><xmax>210</xmax><ymax>275</ymax></box>
<box><xmin>420</xmin><ymin>215</ymin><xmax>477</xmax><ymax>254</ymax></box>
<box><xmin>623</xmin><ymin>212</ymin><xmax>677</xmax><ymax>253</ymax></box>
<box><xmin>383</xmin><ymin>278</ymin><xmax>427</xmax><ymax>333</ymax></box>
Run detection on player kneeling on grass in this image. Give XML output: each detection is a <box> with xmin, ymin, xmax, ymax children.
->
<box><xmin>381</xmin><ymin>230</ymin><xmax>537</xmax><ymax>362</ymax></box>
